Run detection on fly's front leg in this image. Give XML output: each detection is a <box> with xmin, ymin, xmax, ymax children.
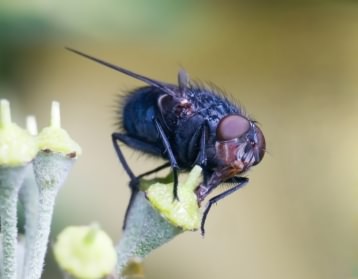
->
<box><xmin>153</xmin><ymin>118</ymin><xmax>180</xmax><ymax>200</ymax></box>
<box><xmin>194</xmin><ymin>120</ymin><xmax>210</xmax><ymax>185</ymax></box>
<box><xmin>201</xmin><ymin>177</ymin><xmax>248</xmax><ymax>236</ymax></box>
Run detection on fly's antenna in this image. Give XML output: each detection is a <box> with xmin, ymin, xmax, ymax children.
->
<box><xmin>66</xmin><ymin>47</ymin><xmax>177</xmax><ymax>96</ymax></box>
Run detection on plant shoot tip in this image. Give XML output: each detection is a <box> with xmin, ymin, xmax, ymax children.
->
<box><xmin>26</xmin><ymin>115</ymin><xmax>38</xmax><ymax>136</ymax></box>
<box><xmin>51</xmin><ymin>101</ymin><xmax>61</xmax><ymax>128</ymax></box>
<box><xmin>0</xmin><ymin>99</ymin><xmax>11</xmax><ymax>128</ymax></box>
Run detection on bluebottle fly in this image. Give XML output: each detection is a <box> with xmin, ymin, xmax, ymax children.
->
<box><xmin>66</xmin><ymin>48</ymin><xmax>266</xmax><ymax>235</ymax></box>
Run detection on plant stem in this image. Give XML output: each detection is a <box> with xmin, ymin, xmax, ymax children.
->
<box><xmin>19</xmin><ymin>166</ymin><xmax>39</xmax><ymax>278</ymax></box>
<box><xmin>116</xmin><ymin>167</ymin><xmax>202</xmax><ymax>278</ymax></box>
<box><xmin>0</xmin><ymin>166</ymin><xmax>27</xmax><ymax>279</ymax></box>
<box><xmin>116</xmin><ymin>192</ymin><xmax>182</xmax><ymax>277</ymax></box>
<box><xmin>0</xmin><ymin>188</ymin><xmax>18</xmax><ymax>279</ymax></box>
<box><xmin>24</xmin><ymin>187</ymin><xmax>57</xmax><ymax>279</ymax></box>
<box><xmin>23</xmin><ymin>152</ymin><xmax>74</xmax><ymax>279</ymax></box>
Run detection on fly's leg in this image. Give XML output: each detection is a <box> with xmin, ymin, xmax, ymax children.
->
<box><xmin>122</xmin><ymin>163</ymin><xmax>170</xmax><ymax>230</ymax></box>
<box><xmin>121</xmin><ymin>186</ymin><xmax>139</xmax><ymax>230</ymax></box>
<box><xmin>153</xmin><ymin>118</ymin><xmax>180</xmax><ymax>200</ymax></box>
<box><xmin>112</xmin><ymin>133</ymin><xmax>169</xmax><ymax>229</ymax></box>
<box><xmin>137</xmin><ymin>162</ymin><xmax>171</xmax><ymax>179</ymax></box>
<box><xmin>113</xmin><ymin>133</ymin><xmax>162</xmax><ymax>156</ymax></box>
<box><xmin>194</xmin><ymin>120</ymin><xmax>210</xmax><ymax>186</ymax></box>
<box><xmin>112</xmin><ymin>133</ymin><xmax>137</xmax><ymax>182</ymax></box>
<box><xmin>112</xmin><ymin>133</ymin><xmax>138</xmax><ymax>230</ymax></box>
<box><xmin>201</xmin><ymin>177</ymin><xmax>248</xmax><ymax>236</ymax></box>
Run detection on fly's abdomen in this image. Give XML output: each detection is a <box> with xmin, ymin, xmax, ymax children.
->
<box><xmin>121</xmin><ymin>86</ymin><xmax>163</xmax><ymax>143</ymax></box>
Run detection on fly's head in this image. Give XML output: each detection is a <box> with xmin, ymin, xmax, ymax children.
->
<box><xmin>215</xmin><ymin>114</ymin><xmax>265</xmax><ymax>181</ymax></box>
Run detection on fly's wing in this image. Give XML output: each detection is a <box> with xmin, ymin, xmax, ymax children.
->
<box><xmin>66</xmin><ymin>47</ymin><xmax>182</xmax><ymax>97</ymax></box>
<box><xmin>67</xmin><ymin>47</ymin><xmax>195</xmax><ymax>126</ymax></box>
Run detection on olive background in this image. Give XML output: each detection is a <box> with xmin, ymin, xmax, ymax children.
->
<box><xmin>0</xmin><ymin>1</ymin><xmax>357</xmax><ymax>278</ymax></box>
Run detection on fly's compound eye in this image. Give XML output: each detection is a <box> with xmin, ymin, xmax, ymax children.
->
<box><xmin>216</xmin><ymin>115</ymin><xmax>250</xmax><ymax>141</ymax></box>
<box><xmin>252</xmin><ymin>125</ymin><xmax>266</xmax><ymax>165</ymax></box>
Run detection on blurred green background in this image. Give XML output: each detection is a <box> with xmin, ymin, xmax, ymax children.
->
<box><xmin>1</xmin><ymin>0</ymin><xmax>357</xmax><ymax>278</ymax></box>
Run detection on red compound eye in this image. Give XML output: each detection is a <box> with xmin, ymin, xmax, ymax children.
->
<box><xmin>216</xmin><ymin>115</ymin><xmax>250</xmax><ymax>141</ymax></box>
<box><xmin>252</xmin><ymin>125</ymin><xmax>266</xmax><ymax>165</ymax></box>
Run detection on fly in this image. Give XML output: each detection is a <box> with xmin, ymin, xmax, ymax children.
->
<box><xmin>66</xmin><ymin>47</ymin><xmax>266</xmax><ymax>235</ymax></box>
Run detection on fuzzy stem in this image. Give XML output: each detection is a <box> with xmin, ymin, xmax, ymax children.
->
<box><xmin>23</xmin><ymin>152</ymin><xmax>74</xmax><ymax>279</ymax></box>
<box><xmin>18</xmin><ymin>116</ymin><xmax>40</xmax><ymax>278</ymax></box>
<box><xmin>116</xmin><ymin>192</ymin><xmax>182</xmax><ymax>277</ymax></box>
<box><xmin>24</xmin><ymin>187</ymin><xmax>57</xmax><ymax>279</ymax></box>
<box><xmin>116</xmin><ymin>167</ymin><xmax>202</xmax><ymax>278</ymax></box>
<box><xmin>19</xmin><ymin>165</ymin><xmax>39</xmax><ymax>275</ymax></box>
<box><xmin>0</xmin><ymin>188</ymin><xmax>18</xmax><ymax>279</ymax></box>
<box><xmin>0</xmin><ymin>166</ymin><xmax>27</xmax><ymax>279</ymax></box>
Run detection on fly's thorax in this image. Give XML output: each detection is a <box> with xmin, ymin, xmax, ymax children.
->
<box><xmin>157</xmin><ymin>93</ymin><xmax>194</xmax><ymax>131</ymax></box>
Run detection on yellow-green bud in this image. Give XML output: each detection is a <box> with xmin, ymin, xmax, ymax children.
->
<box><xmin>36</xmin><ymin>101</ymin><xmax>82</xmax><ymax>157</ymax></box>
<box><xmin>146</xmin><ymin>165</ymin><xmax>202</xmax><ymax>231</ymax></box>
<box><xmin>53</xmin><ymin>225</ymin><xmax>117</xmax><ymax>279</ymax></box>
<box><xmin>0</xmin><ymin>99</ymin><xmax>37</xmax><ymax>166</ymax></box>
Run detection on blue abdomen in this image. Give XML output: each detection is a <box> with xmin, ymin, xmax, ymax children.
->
<box><xmin>122</xmin><ymin>86</ymin><xmax>163</xmax><ymax>143</ymax></box>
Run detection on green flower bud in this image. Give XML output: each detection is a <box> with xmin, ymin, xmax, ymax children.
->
<box><xmin>36</xmin><ymin>101</ymin><xmax>81</xmax><ymax>157</ymax></box>
<box><xmin>0</xmin><ymin>100</ymin><xmax>37</xmax><ymax>166</ymax></box>
<box><xmin>115</xmin><ymin>166</ymin><xmax>202</xmax><ymax>276</ymax></box>
<box><xmin>23</xmin><ymin>101</ymin><xmax>82</xmax><ymax>279</ymax></box>
<box><xmin>53</xmin><ymin>225</ymin><xmax>117</xmax><ymax>279</ymax></box>
<box><xmin>145</xmin><ymin>165</ymin><xmax>202</xmax><ymax>231</ymax></box>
